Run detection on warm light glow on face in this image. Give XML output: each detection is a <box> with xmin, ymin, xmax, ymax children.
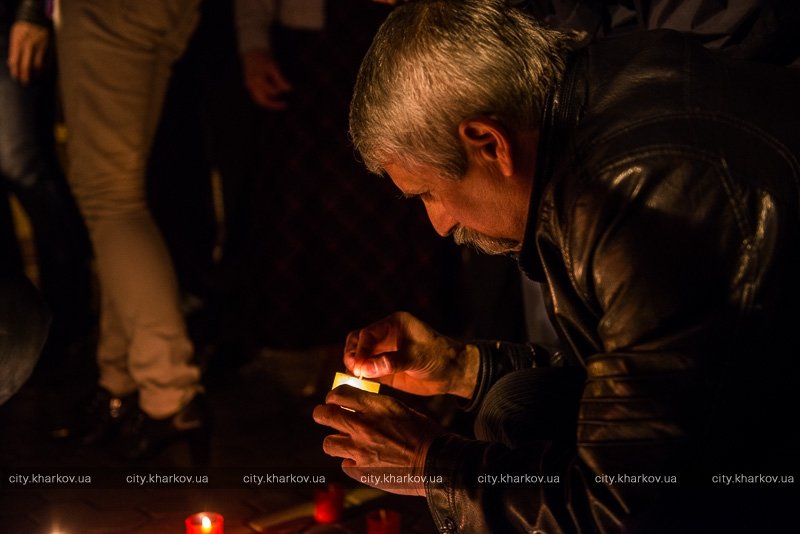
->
<box><xmin>331</xmin><ymin>372</ymin><xmax>380</xmax><ymax>393</ymax></box>
<box><xmin>201</xmin><ymin>515</ymin><xmax>212</xmax><ymax>532</ymax></box>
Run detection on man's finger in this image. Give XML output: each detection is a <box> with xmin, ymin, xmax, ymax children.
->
<box><xmin>358</xmin><ymin>324</ymin><xmax>399</xmax><ymax>356</ymax></box>
<box><xmin>7</xmin><ymin>45</ymin><xmax>20</xmax><ymax>80</ymax></box>
<box><xmin>270</xmin><ymin>71</ymin><xmax>292</xmax><ymax>92</ymax></box>
<box><xmin>321</xmin><ymin>433</ymin><xmax>355</xmax><ymax>460</ymax></box>
<box><xmin>326</xmin><ymin>384</ymin><xmax>367</xmax><ymax>410</ymax></box>
<box><xmin>33</xmin><ymin>43</ymin><xmax>46</xmax><ymax>72</ymax></box>
<box><xmin>249</xmin><ymin>85</ymin><xmax>287</xmax><ymax>110</ymax></box>
<box><xmin>326</xmin><ymin>384</ymin><xmax>388</xmax><ymax>413</ymax></box>
<box><xmin>260</xmin><ymin>77</ymin><xmax>288</xmax><ymax>98</ymax></box>
<box><xmin>19</xmin><ymin>43</ymin><xmax>33</xmax><ymax>84</ymax></box>
<box><xmin>255</xmin><ymin>94</ymin><xmax>288</xmax><ymax>110</ymax></box>
<box><xmin>313</xmin><ymin>401</ymin><xmax>364</xmax><ymax>434</ymax></box>
<box><xmin>351</xmin><ymin>354</ymin><xmax>393</xmax><ymax>379</ymax></box>
<box><xmin>312</xmin><ymin>404</ymin><xmax>347</xmax><ymax>430</ymax></box>
<box><xmin>343</xmin><ymin>330</ymin><xmax>360</xmax><ymax>365</ymax></box>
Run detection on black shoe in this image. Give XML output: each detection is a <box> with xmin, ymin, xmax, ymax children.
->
<box><xmin>115</xmin><ymin>394</ymin><xmax>211</xmax><ymax>465</ymax></box>
<box><xmin>74</xmin><ymin>388</ymin><xmax>137</xmax><ymax>445</ymax></box>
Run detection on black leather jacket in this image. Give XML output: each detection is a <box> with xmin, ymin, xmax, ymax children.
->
<box><xmin>0</xmin><ymin>0</ymin><xmax>48</xmax><ymax>26</ymax></box>
<box><xmin>423</xmin><ymin>30</ymin><xmax>800</xmax><ymax>533</ymax></box>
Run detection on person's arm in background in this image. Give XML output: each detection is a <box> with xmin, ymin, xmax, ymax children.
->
<box><xmin>1</xmin><ymin>1</ymin><xmax>52</xmax><ymax>402</ymax></box>
<box><xmin>233</xmin><ymin>0</ymin><xmax>292</xmax><ymax>109</ymax></box>
<box><xmin>8</xmin><ymin>0</ymin><xmax>51</xmax><ymax>85</ymax></box>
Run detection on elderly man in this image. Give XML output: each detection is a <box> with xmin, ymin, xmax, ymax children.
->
<box><xmin>314</xmin><ymin>0</ymin><xmax>800</xmax><ymax>532</ymax></box>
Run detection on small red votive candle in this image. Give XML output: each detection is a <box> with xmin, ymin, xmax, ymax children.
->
<box><xmin>366</xmin><ymin>509</ymin><xmax>401</xmax><ymax>534</ymax></box>
<box><xmin>314</xmin><ymin>483</ymin><xmax>345</xmax><ymax>524</ymax></box>
<box><xmin>185</xmin><ymin>512</ymin><xmax>224</xmax><ymax>534</ymax></box>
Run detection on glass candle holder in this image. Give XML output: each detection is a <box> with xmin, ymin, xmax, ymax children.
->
<box><xmin>366</xmin><ymin>509</ymin><xmax>401</xmax><ymax>534</ymax></box>
<box><xmin>314</xmin><ymin>483</ymin><xmax>345</xmax><ymax>524</ymax></box>
<box><xmin>185</xmin><ymin>512</ymin><xmax>224</xmax><ymax>534</ymax></box>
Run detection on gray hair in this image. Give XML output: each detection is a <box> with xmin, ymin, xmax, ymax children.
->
<box><xmin>349</xmin><ymin>0</ymin><xmax>576</xmax><ymax>179</ymax></box>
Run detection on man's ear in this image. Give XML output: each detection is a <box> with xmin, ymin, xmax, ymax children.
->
<box><xmin>458</xmin><ymin>117</ymin><xmax>514</xmax><ymax>177</ymax></box>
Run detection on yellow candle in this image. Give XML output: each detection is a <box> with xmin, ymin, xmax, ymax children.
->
<box><xmin>331</xmin><ymin>372</ymin><xmax>381</xmax><ymax>393</ymax></box>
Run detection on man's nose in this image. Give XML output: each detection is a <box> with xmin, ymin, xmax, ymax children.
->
<box><xmin>424</xmin><ymin>202</ymin><xmax>457</xmax><ymax>237</ymax></box>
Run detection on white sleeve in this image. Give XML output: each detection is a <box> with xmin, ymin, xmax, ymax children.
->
<box><xmin>279</xmin><ymin>0</ymin><xmax>325</xmax><ymax>31</ymax></box>
<box><xmin>234</xmin><ymin>0</ymin><xmax>276</xmax><ymax>54</ymax></box>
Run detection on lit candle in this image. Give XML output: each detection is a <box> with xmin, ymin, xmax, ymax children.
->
<box><xmin>314</xmin><ymin>482</ymin><xmax>345</xmax><ymax>524</ymax></box>
<box><xmin>185</xmin><ymin>512</ymin><xmax>224</xmax><ymax>534</ymax></box>
<box><xmin>331</xmin><ymin>372</ymin><xmax>381</xmax><ymax>393</ymax></box>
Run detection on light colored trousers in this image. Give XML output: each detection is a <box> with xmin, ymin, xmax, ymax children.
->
<box><xmin>55</xmin><ymin>0</ymin><xmax>202</xmax><ymax>418</ymax></box>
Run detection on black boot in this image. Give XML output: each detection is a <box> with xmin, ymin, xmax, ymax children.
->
<box><xmin>75</xmin><ymin>387</ymin><xmax>138</xmax><ymax>445</ymax></box>
<box><xmin>115</xmin><ymin>394</ymin><xmax>211</xmax><ymax>465</ymax></box>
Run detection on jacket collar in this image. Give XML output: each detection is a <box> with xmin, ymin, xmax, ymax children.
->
<box><xmin>517</xmin><ymin>48</ymin><xmax>587</xmax><ymax>282</ymax></box>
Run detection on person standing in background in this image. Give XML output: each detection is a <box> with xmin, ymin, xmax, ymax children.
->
<box><xmin>53</xmin><ymin>0</ymin><xmax>208</xmax><ymax>462</ymax></box>
<box><xmin>231</xmin><ymin>0</ymin><xmax>449</xmax><ymax>349</ymax></box>
<box><xmin>0</xmin><ymin>0</ymin><xmax>92</xmax><ymax>435</ymax></box>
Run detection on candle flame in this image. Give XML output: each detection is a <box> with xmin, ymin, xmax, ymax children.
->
<box><xmin>201</xmin><ymin>515</ymin><xmax>212</xmax><ymax>532</ymax></box>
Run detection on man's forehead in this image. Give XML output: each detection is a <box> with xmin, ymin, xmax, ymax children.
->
<box><xmin>384</xmin><ymin>162</ymin><xmax>431</xmax><ymax>183</ymax></box>
<box><xmin>382</xmin><ymin>163</ymin><xmax>427</xmax><ymax>194</ymax></box>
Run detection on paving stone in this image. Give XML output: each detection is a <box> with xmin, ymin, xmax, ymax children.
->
<box><xmin>136</xmin><ymin>491</ymin><xmax>198</xmax><ymax>518</ymax></box>
<box><xmin>83</xmin><ymin>489</ymin><xmax>152</xmax><ymax>511</ymax></box>
<box><xmin>40</xmin><ymin>488</ymin><xmax>87</xmax><ymax>503</ymax></box>
<box><xmin>0</xmin><ymin>490</ymin><xmax>47</xmax><ymax>514</ymax></box>
<box><xmin>36</xmin><ymin>501</ymin><xmax>150</xmax><ymax>533</ymax></box>
<box><xmin>0</xmin><ymin>514</ymin><xmax>39</xmax><ymax>534</ymax></box>
<box><xmin>127</xmin><ymin>514</ymin><xmax>188</xmax><ymax>533</ymax></box>
<box><xmin>123</xmin><ymin>518</ymin><xmax>179</xmax><ymax>534</ymax></box>
<box><xmin>220</xmin><ymin>523</ymin><xmax>262</xmax><ymax>534</ymax></box>
<box><xmin>245</xmin><ymin>487</ymin><xmax>308</xmax><ymax>514</ymax></box>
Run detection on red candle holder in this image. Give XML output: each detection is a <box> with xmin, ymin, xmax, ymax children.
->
<box><xmin>185</xmin><ymin>512</ymin><xmax>224</xmax><ymax>534</ymax></box>
<box><xmin>314</xmin><ymin>483</ymin><xmax>345</xmax><ymax>524</ymax></box>
<box><xmin>366</xmin><ymin>509</ymin><xmax>401</xmax><ymax>534</ymax></box>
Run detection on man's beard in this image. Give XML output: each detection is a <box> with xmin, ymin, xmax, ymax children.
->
<box><xmin>453</xmin><ymin>226</ymin><xmax>521</xmax><ymax>256</ymax></box>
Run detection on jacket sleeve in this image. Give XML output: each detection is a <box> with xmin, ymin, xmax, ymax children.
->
<box><xmin>233</xmin><ymin>0</ymin><xmax>326</xmax><ymax>55</ymax></box>
<box><xmin>234</xmin><ymin>0</ymin><xmax>276</xmax><ymax>54</ymax></box>
<box><xmin>15</xmin><ymin>0</ymin><xmax>49</xmax><ymax>26</ymax></box>
<box><xmin>460</xmin><ymin>341</ymin><xmax>552</xmax><ymax>413</ymax></box>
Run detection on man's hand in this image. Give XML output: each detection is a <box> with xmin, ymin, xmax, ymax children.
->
<box><xmin>344</xmin><ymin>311</ymin><xmax>479</xmax><ymax>398</ymax></box>
<box><xmin>7</xmin><ymin>21</ymin><xmax>49</xmax><ymax>85</ymax></box>
<box><xmin>241</xmin><ymin>49</ymin><xmax>292</xmax><ymax>110</ymax></box>
<box><xmin>313</xmin><ymin>385</ymin><xmax>445</xmax><ymax>496</ymax></box>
